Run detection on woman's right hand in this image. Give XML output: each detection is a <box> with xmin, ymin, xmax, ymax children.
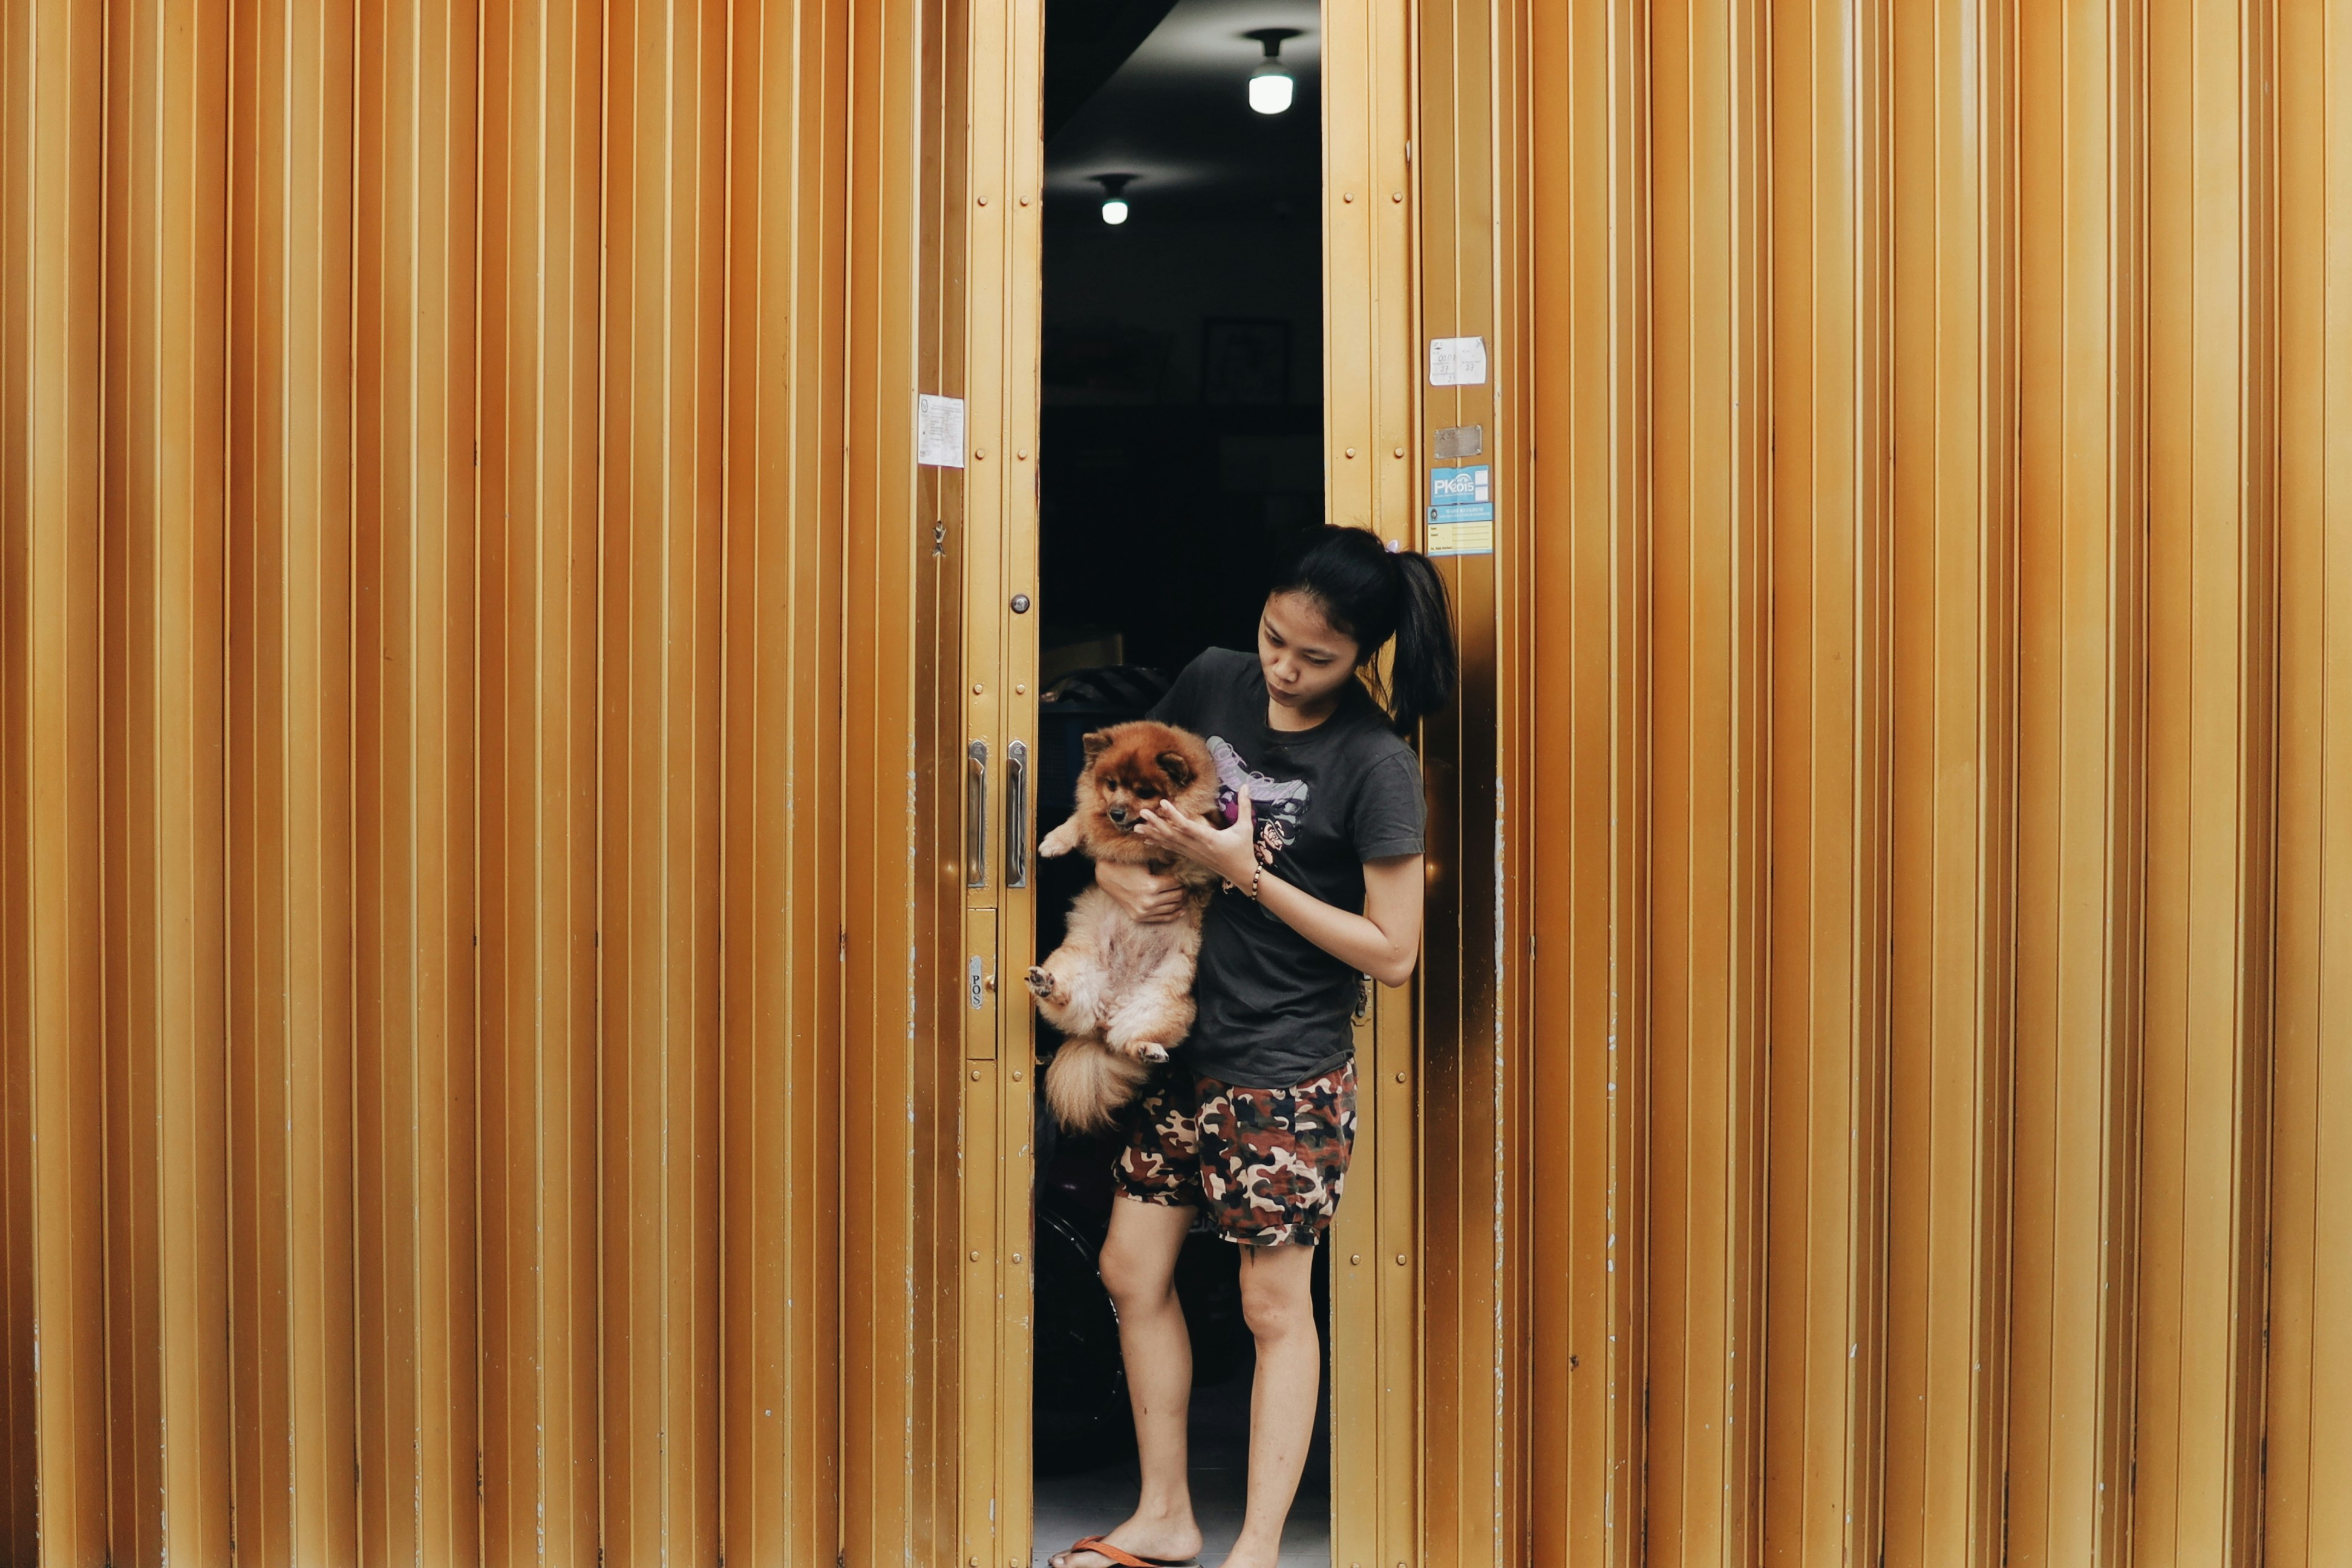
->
<box><xmin>1093</xmin><ymin>859</ymin><xmax>1188</xmax><ymax>924</ymax></box>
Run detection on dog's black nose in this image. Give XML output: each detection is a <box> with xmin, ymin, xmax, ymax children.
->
<box><xmin>1106</xmin><ymin>806</ymin><xmax>1128</xmax><ymax>825</ymax></box>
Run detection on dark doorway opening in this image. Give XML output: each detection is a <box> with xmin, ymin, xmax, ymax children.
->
<box><xmin>1030</xmin><ymin>0</ymin><xmax>1331</xmax><ymax>1561</ymax></box>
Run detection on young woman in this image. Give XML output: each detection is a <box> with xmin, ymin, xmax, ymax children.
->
<box><xmin>1050</xmin><ymin>526</ymin><xmax>1456</xmax><ymax>1568</ymax></box>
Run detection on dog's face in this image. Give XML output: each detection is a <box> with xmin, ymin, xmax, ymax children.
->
<box><xmin>1077</xmin><ymin>722</ymin><xmax>1211</xmax><ymax>834</ymax></box>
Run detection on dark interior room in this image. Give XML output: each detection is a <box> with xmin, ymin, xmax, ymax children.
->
<box><xmin>1028</xmin><ymin>0</ymin><xmax>1333</xmax><ymax>1561</ymax></box>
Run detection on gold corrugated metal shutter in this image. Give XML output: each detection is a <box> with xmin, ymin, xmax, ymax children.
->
<box><xmin>1502</xmin><ymin>0</ymin><xmax>2352</xmax><ymax>1563</ymax></box>
<box><xmin>0</xmin><ymin>1</ymin><xmax>2344</xmax><ymax>1564</ymax></box>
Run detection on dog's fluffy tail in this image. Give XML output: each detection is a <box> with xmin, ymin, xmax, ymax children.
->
<box><xmin>1045</xmin><ymin>1040</ymin><xmax>1153</xmax><ymax>1134</ymax></box>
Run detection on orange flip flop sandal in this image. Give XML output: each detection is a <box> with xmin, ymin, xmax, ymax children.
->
<box><xmin>1053</xmin><ymin>1535</ymin><xmax>1200</xmax><ymax>1568</ymax></box>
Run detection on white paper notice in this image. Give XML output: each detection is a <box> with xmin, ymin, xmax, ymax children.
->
<box><xmin>918</xmin><ymin>394</ymin><xmax>967</xmax><ymax>468</ymax></box>
<box><xmin>1428</xmin><ymin>335</ymin><xmax>1489</xmax><ymax>387</ymax></box>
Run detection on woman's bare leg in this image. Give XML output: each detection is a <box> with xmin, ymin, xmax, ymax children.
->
<box><xmin>1051</xmin><ymin>1197</ymin><xmax>1203</xmax><ymax>1568</ymax></box>
<box><xmin>1222</xmin><ymin>1243</ymin><xmax>1319</xmax><ymax>1568</ymax></box>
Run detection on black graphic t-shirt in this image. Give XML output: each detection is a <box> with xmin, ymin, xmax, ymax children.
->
<box><xmin>1148</xmin><ymin>648</ymin><xmax>1425</xmax><ymax>1088</ymax></box>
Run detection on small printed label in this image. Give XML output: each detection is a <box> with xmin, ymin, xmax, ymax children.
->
<box><xmin>1428</xmin><ymin>463</ymin><xmax>1495</xmax><ymax>556</ymax></box>
<box><xmin>919</xmin><ymin>394</ymin><xmax>967</xmax><ymax>468</ymax></box>
<box><xmin>969</xmin><ymin>955</ymin><xmax>987</xmax><ymax>1010</ymax></box>
<box><xmin>1426</xmin><ymin>520</ymin><xmax>1494</xmax><ymax>556</ymax></box>
<box><xmin>1428</xmin><ymin>335</ymin><xmax>1489</xmax><ymax>387</ymax></box>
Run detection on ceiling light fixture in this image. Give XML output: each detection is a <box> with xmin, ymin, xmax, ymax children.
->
<box><xmin>1093</xmin><ymin>173</ymin><xmax>1134</xmax><ymax>225</ymax></box>
<box><xmin>1244</xmin><ymin>28</ymin><xmax>1301</xmax><ymax>115</ymax></box>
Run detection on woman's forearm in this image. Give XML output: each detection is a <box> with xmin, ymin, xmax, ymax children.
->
<box><xmin>1131</xmin><ymin>799</ymin><xmax>1424</xmax><ymax>985</ymax></box>
<box><xmin>1252</xmin><ymin>870</ymin><xmax>1419</xmax><ymax>987</ymax></box>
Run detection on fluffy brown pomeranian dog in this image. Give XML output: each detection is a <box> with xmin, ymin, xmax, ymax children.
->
<box><xmin>1027</xmin><ymin>720</ymin><xmax>1221</xmax><ymax>1132</ymax></box>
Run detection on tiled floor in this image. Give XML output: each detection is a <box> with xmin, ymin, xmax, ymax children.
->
<box><xmin>1031</xmin><ymin>1359</ymin><xmax>1333</xmax><ymax>1568</ymax></box>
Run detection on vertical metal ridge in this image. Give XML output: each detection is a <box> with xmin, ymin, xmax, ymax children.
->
<box><xmin>952</xmin><ymin>0</ymin><xmax>1046</xmax><ymax>1552</ymax></box>
<box><xmin>2</xmin><ymin>2</ymin><xmax>110</xmax><ymax>1561</ymax></box>
<box><xmin>1880</xmin><ymin>0</ymin><xmax>2022</xmax><ymax>1559</ymax></box>
<box><xmin>97</xmin><ymin>2</ymin><xmax>238</xmax><ymax>1563</ymax></box>
<box><xmin>719</xmin><ymin>0</ymin><xmax>851</xmax><ymax>1557</ymax></box>
<box><xmin>225</xmin><ymin>0</ymin><xmax>361</xmax><ymax>1561</ymax></box>
<box><xmin>0</xmin><ymin>2</ymin><xmax>39</xmax><ymax>1544</ymax></box>
<box><xmin>2007</xmin><ymin>0</ymin><xmax>2148</xmax><ymax>1560</ymax></box>
<box><xmin>1319</xmin><ymin>0</ymin><xmax>1422</xmax><ymax>1561</ymax></box>
<box><xmin>2138</xmin><ymin>0</ymin><xmax>2279</xmax><ymax>1558</ymax></box>
<box><xmin>1759</xmin><ymin>0</ymin><xmax>1893</xmax><ymax>1559</ymax></box>
<box><xmin>838</xmin><ymin>0</ymin><xmax>969</xmax><ymax>1545</ymax></box>
<box><xmin>351</xmin><ymin>2</ymin><xmax>483</xmax><ymax>1563</ymax></box>
<box><xmin>1644</xmin><ymin>0</ymin><xmax>1772</xmax><ymax>1557</ymax></box>
<box><xmin>1410</xmin><ymin>0</ymin><xmax>1511</xmax><ymax>1555</ymax></box>
<box><xmin>477</xmin><ymin>6</ymin><xmax>604</xmax><ymax>1567</ymax></box>
<box><xmin>598</xmin><ymin>3</ymin><xmax>729</xmax><ymax>1561</ymax></box>
<box><xmin>2267</xmin><ymin>0</ymin><xmax>2352</xmax><ymax>1561</ymax></box>
<box><xmin>1515</xmin><ymin>0</ymin><xmax>1650</xmax><ymax>1560</ymax></box>
<box><xmin>1493</xmin><ymin>0</ymin><xmax>1543</xmax><ymax>1556</ymax></box>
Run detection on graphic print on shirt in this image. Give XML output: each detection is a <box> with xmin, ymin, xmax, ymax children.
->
<box><xmin>1209</xmin><ymin>735</ymin><xmax>1310</xmax><ymax>866</ymax></box>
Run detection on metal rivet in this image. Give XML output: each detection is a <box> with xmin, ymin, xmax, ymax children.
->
<box><xmin>1011</xmin><ymin>1252</ymin><xmax>1022</xmax><ymax>1264</ymax></box>
<box><xmin>1345</xmin><ymin>447</ymin><xmax>1358</xmax><ymax>459</ymax></box>
<box><xmin>1343</xmin><ymin>191</ymin><xmax>1355</xmax><ymax>203</ymax></box>
<box><xmin>969</xmin><ymin>1250</ymin><xmax>981</xmax><ymax>1263</ymax></box>
<box><xmin>1018</xmin><ymin>195</ymin><xmax>1031</xmax><ymax>206</ymax></box>
<box><xmin>1016</xmin><ymin>449</ymin><xmax>1029</xmax><ymax>460</ymax></box>
<box><xmin>976</xmin><ymin>195</ymin><xmax>988</xmax><ymax>206</ymax></box>
<box><xmin>1396</xmin><ymin>1070</ymin><xmax>1406</xmax><ymax>1082</ymax></box>
<box><xmin>1393</xmin><ymin>446</ymin><xmax>1405</xmax><ymax>458</ymax></box>
<box><xmin>1395</xmin><ymin>1253</ymin><xmax>1407</xmax><ymax>1266</ymax></box>
<box><xmin>1014</xmin><ymin>682</ymin><xmax>1027</xmax><ymax>694</ymax></box>
<box><xmin>1011</xmin><ymin>593</ymin><xmax>1032</xmax><ymax>613</ymax></box>
<box><xmin>1011</xmin><ymin>1068</ymin><xmax>1024</xmax><ymax>1081</ymax></box>
<box><xmin>1391</xmin><ymin>191</ymin><xmax>1403</xmax><ymax>203</ymax></box>
<box><xmin>973</xmin><ymin>448</ymin><xmax>986</xmax><ymax>460</ymax></box>
<box><xmin>1350</xmin><ymin>1253</ymin><xmax>1362</xmax><ymax>1266</ymax></box>
<box><xmin>971</xmin><ymin>1068</ymin><xmax>982</xmax><ymax>1081</ymax></box>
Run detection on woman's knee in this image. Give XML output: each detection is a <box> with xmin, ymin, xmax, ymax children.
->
<box><xmin>1097</xmin><ymin>1235</ymin><xmax>1173</xmax><ymax>1309</ymax></box>
<box><xmin>1238</xmin><ymin>1256</ymin><xmax>1315</xmax><ymax>1341</ymax></box>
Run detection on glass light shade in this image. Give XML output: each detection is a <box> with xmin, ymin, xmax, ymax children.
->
<box><xmin>1100</xmin><ymin>197</ymin><xmax>1130</xmax><ymax>224</ymax></box>
<box><xmin>1248</xmin><ymin>64</ymin><xmax>1294</xmax><ymax>114</ymax></box>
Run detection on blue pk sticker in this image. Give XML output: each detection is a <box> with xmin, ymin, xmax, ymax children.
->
<box><xmin>1427</xmin><ymin>463</ymin><xmax>1494</xmax><ymax>556</ymax></box>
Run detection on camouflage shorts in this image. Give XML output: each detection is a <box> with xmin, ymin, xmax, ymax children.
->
<box><xmin>1114</xmin><ymin>1059</ymin><xmax>1357</xmax><ymax>1247</ymax></box>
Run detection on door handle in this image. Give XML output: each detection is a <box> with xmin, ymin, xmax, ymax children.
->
<box><xmin>966</xmin><ymin>739</ymin><xmax>989</xmax><ymax>888</ymax></box>
<box><xmin>1005</xmin><ymin>740</ymin><xmax>1029</xmax><ymax>888</ymax></box>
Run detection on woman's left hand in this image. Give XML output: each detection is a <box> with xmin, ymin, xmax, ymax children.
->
<box><xmin>1134</xmin><ymin>790</ymin><xmax>1258</xmax><ymax>887</ymax></box>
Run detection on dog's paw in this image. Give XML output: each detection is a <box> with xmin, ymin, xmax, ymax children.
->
<box><xmin>1132</xmin><ymin>1042</ymin><xmax>1170</xmax><ymax>1063</ymax></box>
<box><xmin>1024</xmin><ymin>965</ymin><xmax>1067</xmax><ymax>1005</ymax></box>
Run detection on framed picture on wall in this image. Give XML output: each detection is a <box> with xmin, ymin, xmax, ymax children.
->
<box><xmin>1199</xmin><ymin>318</ymin><xmax>1290</xmax><ymax>406</ymax></box>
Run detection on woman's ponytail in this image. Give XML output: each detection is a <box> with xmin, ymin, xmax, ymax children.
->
<box><xmin>1383</xmin><ymin>549</ymin><xmax>1457</xmax><ymax>732</ymax></box>
<box><xmin>1269</xmin><ymin>524</ymin><xmax>1459</xmax><ymax>733</ymax></box>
